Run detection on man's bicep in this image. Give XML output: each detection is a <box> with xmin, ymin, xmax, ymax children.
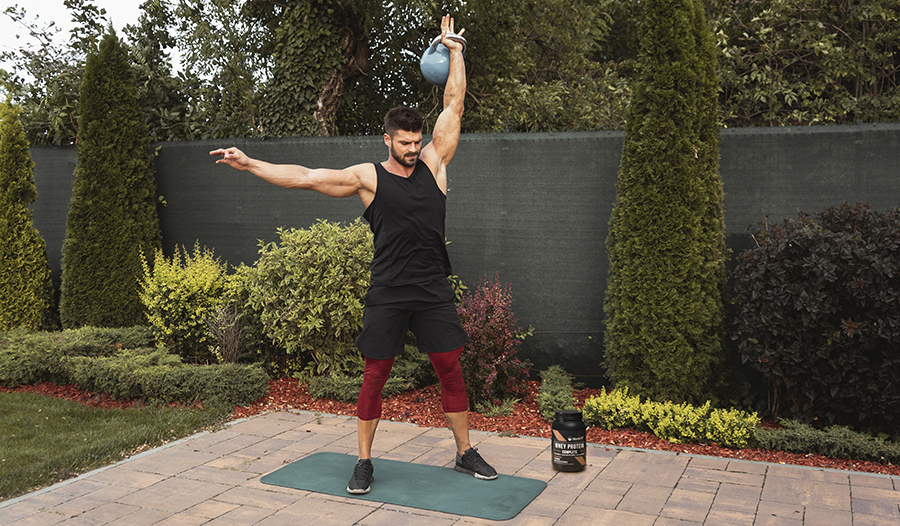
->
<box><xmin>429</xmin><ymin>110</ymin><xmax>462</xmax><ymax>163</ymax></box>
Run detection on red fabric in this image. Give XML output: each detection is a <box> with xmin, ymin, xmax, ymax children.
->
<box><xmin>357</xmin><ymin>346</ymin><xmax>468</xmax><ymax>420</ymax></box>
<box><xmin>428</xmin><ymin>346</ymin><xmax>469</xmax><ymax>413</ymax></box>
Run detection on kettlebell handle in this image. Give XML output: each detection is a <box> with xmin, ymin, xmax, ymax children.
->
<box><xmin>429</xmin><ymin>33</ymin><xmax>466</xmax><ymax>53</ymax></box>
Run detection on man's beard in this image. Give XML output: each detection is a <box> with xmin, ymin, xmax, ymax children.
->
<box><xmin>391</xmin><ymin>145</ymin><xmax>418</xmax><ymax>167</ymax></box>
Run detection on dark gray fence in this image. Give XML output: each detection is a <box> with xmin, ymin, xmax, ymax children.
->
<box><xmin>30</xmin><ymin>124</ymin><xmax>900</xmax><ymax>384</ymax></box>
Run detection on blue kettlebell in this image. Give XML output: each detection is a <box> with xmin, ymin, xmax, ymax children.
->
<box><xmin>420</xmin><ymin>33</ymin><xmax>466</xmax><ymax>87</ymax></box>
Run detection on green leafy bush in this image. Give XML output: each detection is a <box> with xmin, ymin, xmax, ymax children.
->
<box><xmin>246</xmin><ymin>220</ymin><xmax>372</xmax><ymax>378</ymax></box>
<box><xmin>756</xmin><ymin>420</ymin><xmax>900</xmax><ymax>465</ymax></box>
<box><xmin>537</xmin><ymin>365</ymin><xmax>576</xmax><ymax>421</ymax></box>
<box><xmin>140</xmin><ymin>244</ymin><xmax>229</xmax><ymax>363</ymax></box>
<box><xmin>456</xmin><ymin>275</ymin><xmax>532</xmax><ymax>409</ymax></box>
<box><xmin>582</xmin><ymin>387</ymin><xmax>761</xmax><ymax>449</ymax></box>
<box><xmin>733</xmin><ymin>203</ymin><xmax>900</xmax><ymax>434</ymax></box>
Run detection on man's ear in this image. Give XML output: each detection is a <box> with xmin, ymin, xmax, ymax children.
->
<box><xmin>383</xmin><ymin>133</ymin><xmax>391</xmax><ymax>147</ymax></box>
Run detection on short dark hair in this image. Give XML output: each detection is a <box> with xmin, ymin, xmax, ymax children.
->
<box><xmin>384</xmin><ymin>107</ymin><xmax>423</xmax><ymax>136</ymax></box>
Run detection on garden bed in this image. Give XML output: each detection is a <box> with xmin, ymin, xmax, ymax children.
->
<box><xmin>4</xmin><ymin>378</ymin><xmax>898</xmax><ymax>477</ymax></box>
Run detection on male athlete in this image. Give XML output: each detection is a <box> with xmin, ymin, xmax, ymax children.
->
<box><xmin>210</xmin><ymin>15</ymin><xmax>496</xmax><ymax>495</ymax></box>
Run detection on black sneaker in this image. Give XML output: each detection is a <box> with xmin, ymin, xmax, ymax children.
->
<box><xmin>454</xmin><ymin>448</ymin><xmax>498</xmax><ymax>480</ymax></box>
<box><xmin>347</xmin><ymin>458</ymin><xmax>374</xmax><ymax>494</ymax></box>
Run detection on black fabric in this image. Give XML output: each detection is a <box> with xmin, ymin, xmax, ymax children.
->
<box><xmin>363</xmin><ymin>161</ymin><xmax>452</xmax><ymax>286</ymax></box>
<box><xmin>355</xmin><ymin>278</ymin><xmax>467</xmax><ymax>360</ymax></box>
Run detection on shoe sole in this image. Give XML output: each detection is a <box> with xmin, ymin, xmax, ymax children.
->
<box><xmin>347</xmin><ymin>476</ymin><xmax>373</xmax><ymax>494</ymax></box>
<box><xmin>454</xmin><ymin>465</ymin><xmax>498</xmax><ymax>480</ymax></box>
<box><xmin>346</xmin><ymin>486</ymin><xmax>371</xmax><ymax>494</ymax></box>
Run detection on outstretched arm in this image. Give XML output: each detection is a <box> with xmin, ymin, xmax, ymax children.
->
<box><xmin>421</xmin><ymin>15</ymin><xmax>466</xmax><ymax>192</ymax></box>
<box><xmin>210</xmin><ymin>147</ymin><xmax>375</xmax><ymax>203</ymax></box>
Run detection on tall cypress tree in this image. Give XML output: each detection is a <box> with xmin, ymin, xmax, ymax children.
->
<box><xmin>0</xmin><ymin>101</ymin><xmax>55</xmax><ymax>331</ymax></box>
<box><xmin>59</xmin><ymin>32</ymin><xmax>161</xmax><ymax>328</ymax></box>
<box><xmin>603</xmin><ymin>0</ymin><xmax>726</xmax><ymax>404</ymax></box>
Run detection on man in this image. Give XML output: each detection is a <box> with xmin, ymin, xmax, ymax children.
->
<box><xmin>210</xmin><ymin>15</ymin><xmax>496</xmax><ymax>495</ymax></box>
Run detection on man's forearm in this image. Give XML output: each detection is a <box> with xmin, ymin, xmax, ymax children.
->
<box><xmin>443</xmin><ymin>49</ymin><xmax>466</xmax><ymax>113</ymax></box>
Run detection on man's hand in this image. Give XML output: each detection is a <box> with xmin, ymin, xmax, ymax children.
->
<box><xmin>440</xmin><ymin>14</ymin><xmax>465</xmax><ymax>54</ymax></box>
<box><xmin>209</xmin><ymin>147</ymin><xmax>251</xmax><ymax>171</ymax></box>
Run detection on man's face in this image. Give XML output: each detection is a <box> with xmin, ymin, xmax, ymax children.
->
<box><xmin>385</xmin><ymin>130</ymin><xmax>423</xmax><ymax>167</ymax></box>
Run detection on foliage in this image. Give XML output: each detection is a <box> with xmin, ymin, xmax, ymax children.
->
<box><xmin>475</xmin><ymin>397</ymin><xmax>519</xmax><ymax>418</ymax></box>
<box><xmin>0</xmin><ymin>325</ymin><xmax>156</xmax><ymax>387</ymax></box>
<box><xmin>307</xmin><ymin>344</ymin><xmax>436</xmax><ymax>402</ymax></box>
<box><xmin>732</xmin><ymin>203</ymin><xmax>900</xmax><ymax>435</ymax></box>
<box><xmin>755</xmin><ymin>420</ymin><xmax>900</xmax><ymax>466</ymax></box>
<box><xmin>0</xmin><ymin>391</ymin><xmax>230</xmax><ymax>501</ymax></box>
<box><xmin>0</xmin><ymin>102</ymin><xmax>55</xmax><ymax>331</ymax></box>
<box><xmin>259</xmin><ymin>0</ymin><xmax>370</xmax><ymax>137</ymax></box>
<box><xmin>246</xmin><ymin>219</ymin><xmax>372</xmax><ymax>378</ymax></box>
<box><xmin>58</xmin><ymin>32</ymin><xmax>162</xmax><ymax>329</ymax></box>
<box><xmin>710</xmin><ymin>0</ymin><xmax>900</xmax><ymax>126</ymax></box>
<box><xmin>5</xmin><ymin>0</ymin><xmax>900</xmax><ymax>139</ymax></box>
<box><xmin>139</xmin><ymin>244</ymin><xmax>229</xmax><ymax>363</ymax></box>
<box><xmin>582</xmin><ymin>387</ymin><xmax>761</xmax><ymax>449</ymax></box>
<box><xmin>0</xmin><ymin>326</ymin><xmax>267</xmax><ymax>406</ymax></box>
<box><xmin>0</xmin><ymin>0</ymin><xmax>106</xmax><ymax>145</ymax></box>
<box><xmin>603</xmin><ymin>0</ymin><xmax>727</xmax><ymax>404</ymax></box>
<box><xmin>66</xmin><ymin>348</ymin><xmax>268</xmax><ymax>407</ymax></box>
<box><xmin>456</xmin><ymin>275</ymin><xmax>532</xmax><ymax>409</ymax></box>
<box><xmin>537</xmin><ymin>365</ymin><xmax>576</xmax><ymax>422</ymax></box>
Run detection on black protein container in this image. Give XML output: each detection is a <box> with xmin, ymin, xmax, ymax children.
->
<box><xmin>551</xmin><ymin>410</ymin><xmax>587</xmax><ymax>472</ymax></box>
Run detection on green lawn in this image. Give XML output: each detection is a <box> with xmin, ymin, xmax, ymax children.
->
<box><xmin>0</xmin><ymin>392</ymin><xmax>230</xmax><ymax>501</ymax></box>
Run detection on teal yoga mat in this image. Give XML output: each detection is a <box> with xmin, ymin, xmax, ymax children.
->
<box><xmin>261</xmin><ymin>452</ymin><xmax>547</xmax><ymax>521</ymax></box>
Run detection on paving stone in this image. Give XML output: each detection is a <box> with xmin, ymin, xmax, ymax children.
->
<box><xmin>803</xmin><ymin>506</ymin><xmax>852</xmax><ymax>526</ymax></box>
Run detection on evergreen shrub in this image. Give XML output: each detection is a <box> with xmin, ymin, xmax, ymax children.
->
<box><xmin>756</xmin><ymin>420</ymin><xmax>900</xmax><ymax>465</ymax></box>
<box><xmin>0</xmin><ymin>102</ymin><xmax>55</xmax><ymax>331</ymax></box>
<box><xmin>456</xmin><ymin>275</ymin><xmax>532</xmax><ymax>409</ymax></box>
<box><xmin>537</xmin><ymin>365</ymin><xmax>576</xmax><ymax>422</ymax></box>
<box><xmin>733</xmin><ymin>203</ymin><xmax>900</xmax><ymax>435</ymax></box>
<box><xmin>0</xmin><ymin>327</ymin><xmax>267</xmax><ymax>406</ymax></box>
<box><xmin>246</xmin><ymin>219</ymin><xmax>372</xmax><ymax>378</ymax></box>
<box><xmin>0</xmin><ymin>326</ymin><xmax>154</xmax><ymax>386</ymax></box>
<box><xmin>582</xmin><ymin>387</ymin><xmax>761</xmax><ymax>449</ymax></box>
<box><xmin>140</xmin><ymin>244</ymin><xmax>229</xmax><ymax>363</ymax></box>
<box><xmin>59</xmin><ymin>33</ymin><xmax>161</xmax><ymax>328</ymax></box>
<box><xmin>66</xmin><ymin>349</ymin><xmax>268</xmax><ymax>407</ymax></box>
<box><xmin>603</xmin><ymin>0</ymin><xmax>727</xmax><ymax>404</ymax></box>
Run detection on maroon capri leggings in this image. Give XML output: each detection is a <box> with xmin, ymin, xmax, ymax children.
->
<box><xmin>357</xmin><ymin>346</ymin><xmax>468</xmax><ymax>420</ymax></box>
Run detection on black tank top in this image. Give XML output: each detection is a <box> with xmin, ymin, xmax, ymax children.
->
<box><xmin>363</xmin><ymin>160</ymin><xmax>452</xmax><ymax>286</ymax></box>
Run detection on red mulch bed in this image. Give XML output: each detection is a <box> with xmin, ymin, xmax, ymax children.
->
<box><xmin>4</xmin><ymin>378</ymin><xmax>899</xmax><ymax>477</ymax></box>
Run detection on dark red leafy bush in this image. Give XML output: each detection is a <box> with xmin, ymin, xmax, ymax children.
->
<box><xmin>456</xmin><ymin>275</ymin><xmax>532</xmax><ymax>409</ymax></box>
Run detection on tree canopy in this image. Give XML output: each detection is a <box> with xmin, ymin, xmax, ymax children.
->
<box><xmin>2</xmin><ymin>0</ymin><xmax>898</xmax><ymax>144</ymax></box>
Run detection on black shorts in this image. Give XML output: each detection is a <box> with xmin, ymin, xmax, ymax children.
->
<box><xmin>355</xmin><ymin>279</ymin><xmax>468</xmax><ymax>360</ymax></box>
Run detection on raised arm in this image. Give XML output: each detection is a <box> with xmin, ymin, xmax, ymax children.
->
<box><xmin>421</xmin><ymin>15</ymin><xmax>466</xmax><ymax>192</ymax></box>
<box><xmin>210</xmin><ymin>147</ymin><xmax>376</xmax><ymax>205</ymax></box>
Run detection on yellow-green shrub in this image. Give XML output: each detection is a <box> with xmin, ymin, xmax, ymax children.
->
<box><xmin>139</xmin><ymin>244</ymin><xmax>228</xmax><ymax>363</ymax></box>
<box><xmin>582</xmin><ymin>387</ymin><xmax>761</xmax><ymax>449</ymax></box>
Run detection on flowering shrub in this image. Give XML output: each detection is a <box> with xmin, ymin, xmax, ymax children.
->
<box><xmin>456</xmin><ymin>275</ymin><xmax>532</xmax><ymax>409</ymax></box>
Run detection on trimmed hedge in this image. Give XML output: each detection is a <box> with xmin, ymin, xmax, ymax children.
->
<box><xmin>756</xmin><ymin>420</ymin><xmax>900</xmax><ymax>466</ymax></box>
<box><xmin>0</xmin><ymin>326</ymin><xmax>267</xmax><ymax>407</ymax></box>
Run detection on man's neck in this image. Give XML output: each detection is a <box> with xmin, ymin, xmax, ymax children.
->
<box><xmin>382</xmin><ymin>158</ymin><xmax>416</xmax><ymax>178</ymax></box>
